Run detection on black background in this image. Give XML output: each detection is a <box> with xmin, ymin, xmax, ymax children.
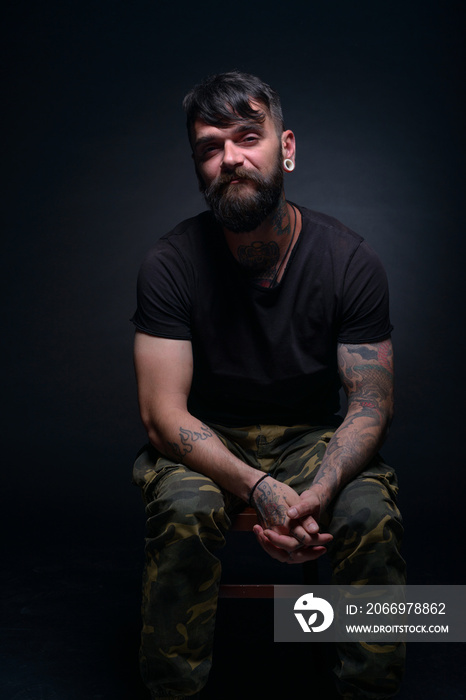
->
<box><xmin>3</xmin><ymin>1</ymin><xmax>466</xmax><ymax>698</ymax></box>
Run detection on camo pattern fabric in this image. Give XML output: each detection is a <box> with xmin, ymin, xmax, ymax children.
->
<box><xmin>133</xmin><ymin>424</ymin><xmax>406</xmax><ymax>699</ymax></box>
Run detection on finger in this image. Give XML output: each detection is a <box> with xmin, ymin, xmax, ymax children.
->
<box><xmin>287</xmin><ymin>504</ymin><xmax>306</xmax><ymax>520</ymax></box>
<box><xmin>289</xmin><ymin>522</ymin><xmax>319</xmax><ymax>545</ymax></box>
<box><xmin>300</xmin><ymin>515</ymin><xmax>320</xmax><ymax>535</ymax></box>
<box><xmin>255</xmin><ymin>527</ymin><xmax>329</xmax><ymax>564</ymax></box>
<box><xmin>254</xmin><ymin>523</ymin><xmax>300</xmax><ymax>550</ymax></box>
<box><xmin>254</xmin><ymin>526</ymin><xmax>291</xmax><ymax>563</ymax></box>
<box><xmin>287</xmin><ymin>505</ymin><xmax>320</xmax><ymax>535</ymax></box>
<box><xmin>263</xmin><ymin>528</ymin><xmax>332</xmax><ymax>552</ymax></box>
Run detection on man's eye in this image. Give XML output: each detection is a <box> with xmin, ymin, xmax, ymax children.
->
<box><xmin>201</xmin><ymin>145</ymin><xmax>219</xmax><ymax>158</ymax></box>
<box><xmin>242</xmin><ymin>135</ymin><xmax>259</xmax><ymax>144</ymax></box>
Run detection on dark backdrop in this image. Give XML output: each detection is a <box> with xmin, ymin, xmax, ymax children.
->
<box><xmin>3</xmin><ymin>1</ymin><xmax>465</xmax><ymax>698</ymax></box>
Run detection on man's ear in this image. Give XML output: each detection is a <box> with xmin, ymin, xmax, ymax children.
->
<box><xmin>281</xmin><ymin>129</ymin><xmax>296</xmax><ymax>161</ymax></box>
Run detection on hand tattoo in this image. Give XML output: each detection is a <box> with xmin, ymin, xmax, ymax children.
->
<box><xmin>254</xmin><ymin>478</ymin><xmax>287</xmax><ymax>528</ymax></box>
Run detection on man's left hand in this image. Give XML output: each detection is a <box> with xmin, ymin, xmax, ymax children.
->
<box><xmin>253</xmin><ymin>485</ymin><xmax>332</xmax><ymax>564</ymax></box>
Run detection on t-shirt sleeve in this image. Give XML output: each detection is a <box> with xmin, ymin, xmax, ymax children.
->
<box><xmin>131</xmin><ymin>243</ymin><xmax>192</xmax><ymax>339</ymax></box>
<box><xmin>337</xmin><ymin>240</ymin><xmax>393</xmax><ymax>344</ymax></box>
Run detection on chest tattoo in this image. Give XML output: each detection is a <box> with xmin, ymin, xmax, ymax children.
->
<box><xmin>237</xmin><ymin>240</ymin><xmax>280</xmax><ymax>272</ymax></box>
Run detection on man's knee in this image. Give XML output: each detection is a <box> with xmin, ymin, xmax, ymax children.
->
<box><xmin>326</xmin><ymin>469</ymin><xmax>405</xmax><ymax>584</ymax></box>
<box><xmin>330</xmin><ymin>462</ymin><xmax>402</xmax><ymax>534</ymax></box>
<box><xmin>329</xmin><ymin>482</ymin><xmax>404</xmax><ymax>557</ymax></box>
<box><xmin>144</xmin><ymin>470</ymin><xmax>229</xmax><ymax>546</ymax></box>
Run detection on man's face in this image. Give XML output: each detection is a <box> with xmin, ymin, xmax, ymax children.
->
<box><xmin>191</xmin><ymin>104</ymin><xmax>285</xmax><ymax>233</ymax></box>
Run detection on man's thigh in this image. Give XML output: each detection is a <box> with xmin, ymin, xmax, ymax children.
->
<box><xmin>132</xmin><ymin>443</ymin><xmax>243</xmax><ymax>528</ymax></box>
<box><xmin>324</xmin><ymin>458</ymin><xmax>405</xmax><ymax>584</ymax></box>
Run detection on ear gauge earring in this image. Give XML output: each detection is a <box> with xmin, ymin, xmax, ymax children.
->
<box><xmin>284</xmin><ymin>158</ymin><xmax>295</xmax><ymax>172</ymax></box>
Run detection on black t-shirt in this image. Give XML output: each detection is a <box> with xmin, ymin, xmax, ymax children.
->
<box><xmin>132</xmin><ymin>204</ymin><xmax>393</xmax><ymax>427</ymax></box>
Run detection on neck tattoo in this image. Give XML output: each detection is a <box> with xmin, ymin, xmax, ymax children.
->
<box><xmin>267</xmin><ymin>204</ymin><xmax>297</xmax><ymax>288</ymax></box>
<box><xmin>235</xmin><ymin>204</ymin><xmax>298</xmax><ymax>288</ymax></box>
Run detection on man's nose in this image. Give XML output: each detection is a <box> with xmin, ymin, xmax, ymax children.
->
<box><xmin>221</xmin><ymin>140</ymin><xmax>244</xmax><ymax>170</ymax></box>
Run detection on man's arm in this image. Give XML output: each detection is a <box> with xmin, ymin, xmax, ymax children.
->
<box><xmin>255</xmin><ymin>338</ymin><xmax>394</xmax><ymax>560</ymax></box>
<box><xmin>303</xmin><ymin>338</ymin><xmax>394</xmax><ymax>511</ymax></box>
<box><xmin>135</xmin><ymin>330</ymin><xmax>333</xmax><ymax>556</ymax></box>
<box><xmin>134</xmin><ymin>331</ymin><xmax>260</xmax><ymax>501</ymax></box>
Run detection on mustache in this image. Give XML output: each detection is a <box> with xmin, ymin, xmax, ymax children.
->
<box><xmin>206</xmin><ymin>167</ymin><xmax>265</xmax><ymax>194</ymax></box>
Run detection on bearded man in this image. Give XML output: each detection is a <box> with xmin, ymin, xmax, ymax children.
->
<box><xmin>131</xmin><ymin>71</ymin><xmax>406</xmax><ymax>700</ymax></box>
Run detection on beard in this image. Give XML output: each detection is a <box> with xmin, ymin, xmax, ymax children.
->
<box><xmin>200</xmin><ymin>151</ymin><xmax>284</xmax><ymax>233</ymax></box>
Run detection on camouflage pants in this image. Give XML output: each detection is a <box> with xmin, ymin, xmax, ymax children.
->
<box><xmin>132</xmin><ymin>424</ymin><xmax>406</xmax><ymax>699</ymax></box>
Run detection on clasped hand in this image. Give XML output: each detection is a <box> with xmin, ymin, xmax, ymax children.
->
<box><xmin>251</xmin><ymin>477</ymin><xmax>333</xmax><ymax>564</ymax></box>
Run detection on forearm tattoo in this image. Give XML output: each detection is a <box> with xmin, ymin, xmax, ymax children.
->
<box><xmin>312</xmin><ymin>340</ymin><xmax>394</xmax><ymax>504</ymax></box>
<box><xmin>339</xmin><ymin>341</ymin><xmax>393</xmax><ymax>417</ymax></box>
<box><xmin>167</xmin><ymin>424</ymin><xmax>213</xmax><ymax>461</ymax></box>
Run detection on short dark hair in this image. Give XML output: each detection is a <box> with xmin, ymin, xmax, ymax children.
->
<box><xmin>182</xmin><ymin>71</ymin><xmax>284</xmax><ymax>141</ymax></box>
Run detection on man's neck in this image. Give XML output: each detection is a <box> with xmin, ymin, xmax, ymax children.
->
<box><xmin>223</xmin><ymin>196</ymin><xmax>302</xmax><ymax>287</ymax></box>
